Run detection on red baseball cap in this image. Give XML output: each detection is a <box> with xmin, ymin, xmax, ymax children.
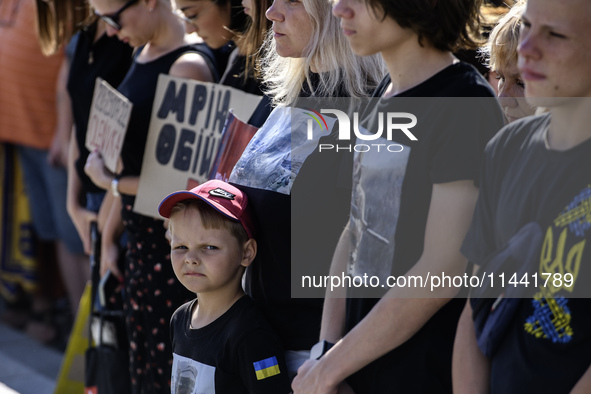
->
<box><xmin>158</xmin><ymin>180</ymin><xmax>255</xmax><ymax>239</ymax></box>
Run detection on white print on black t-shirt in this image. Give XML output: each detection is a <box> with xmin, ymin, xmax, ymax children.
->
<box><xmin>230</xmin><ymin>107</ymin><xmax>336</xmax><ymax>195</ymax></box>
<box><xmin>348</xmin><ymin>139</ymin><xmax>410</xmax><ymax>280</ymax></box>
<box><xmin>171</xmin><ymin>353</ymin><xmax>216</xmax><ymax>394</ymax></box>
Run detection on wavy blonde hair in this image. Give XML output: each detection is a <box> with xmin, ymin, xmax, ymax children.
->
<box><xmin>481</xmin><ymin>1</ymin><xmax>525</xmax><ymax>72</ymax></box>
<box><xmin>260</xmin><ymin>0</ymin><xmax>386</xmax><ymax>106</ymax></box>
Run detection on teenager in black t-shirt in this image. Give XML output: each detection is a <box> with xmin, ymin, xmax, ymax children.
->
<box><xmin>455</xmin><ymin>0</ymin><xmax>591</xmax><ymax>392</ymax></box>
<box><xmin>292</xmin><ymin>0</ymin><xmax>505</xmax><ymax>393</ymax></box>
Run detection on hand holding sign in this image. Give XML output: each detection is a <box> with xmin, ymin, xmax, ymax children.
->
<box><xmin>85</xmin><ymin>150</ymin><xmax>125</xmax><ymax>190</ymax></box>
<box><xmin>85</xmin><ymin>78</ymin><xmax>133</xmax><ymax>173</ymax></box>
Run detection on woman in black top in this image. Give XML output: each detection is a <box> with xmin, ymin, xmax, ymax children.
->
<box><xmin>66</xmin><ymin>19</ymin><xmax>133</xmax><ymax>253</ymax></box>
<box><xmin>228</xmin><ymin>0</ymin><xmax>384</xmax><ymax>379</ymax></box>
<box><xmin>174</xmin><ymin>0</ymin><xmax>267</xmax><ymax>95</ymax></box>
<box><xmin>85</xmin><ymin>0</ymin><xmax>216</xmax><ymax>391</ymax></box>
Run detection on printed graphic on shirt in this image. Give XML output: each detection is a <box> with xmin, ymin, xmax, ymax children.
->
<box><xmin>230</xmin><ymin>107</ymin><xmax>336</xmax><ymax>195</ymax></box>
<box><xmin>171</xmin><ymin>353</ymin><xmax>216</xmax><ymax>394</ymax></box>
<box><xmin>253</xmin><ymin>356</ymin><xmax>281</xmax><ymax>380</ymax></box>
<box><xmin>348</xmin><ymin>137</ymin><xmax>410</xmax><ymax>280</ymax></box>
<box><xmin>524</xmin><ymin>185</ymin><xmax>589</xmax><ymax>343</ymax></box>
<box><xmin>525</xmin><ymin>296</ymin><xmax>573</xmax><ymax>343</ymax></box>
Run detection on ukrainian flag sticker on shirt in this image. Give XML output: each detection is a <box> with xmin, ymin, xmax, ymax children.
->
<box><xmin>253</xmin><ymin>356</ymin><xmax>281</xmax><ymax>380</ymax></box>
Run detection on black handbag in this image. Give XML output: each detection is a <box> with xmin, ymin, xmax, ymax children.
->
<box><xmin>470</xmin><ymin>222</ymin><xmax>543</xmax><ymax>357</ymax></box>
<box><xmin>84</xmin><ymin>221</ymin><xmax>131</xmax><ymax>394</ymax></box>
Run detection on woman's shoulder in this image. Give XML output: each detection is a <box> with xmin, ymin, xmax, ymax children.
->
<box><xmin>170</xmin><ymin>44</ymin><xmax>217</xmax><ymax>83</ymax></box>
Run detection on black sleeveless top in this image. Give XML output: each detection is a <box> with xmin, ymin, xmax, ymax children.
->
<box><xmin>68</xmin><ymin>22</ymin><xmax>133</xmax><ymax>194</ymax></box>
<box><xmin>117</xmin><ymin>43</ymin><xmax>216</xmax><ymax>207</ymax></box>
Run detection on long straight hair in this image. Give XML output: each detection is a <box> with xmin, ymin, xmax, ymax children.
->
<box><xmin>260</xmin><ymin>0</ymin><xmax>386</xmax><ymax>106</ymax></box>
<box><xmin>35</xmin><ymin>0</ymin><xmax>90</xmax><ymax>55</ymax></box>
<box><xmin>234</xmin><ymin>0</ymin><xmax>272</xmax><ymax>80</ymax></box>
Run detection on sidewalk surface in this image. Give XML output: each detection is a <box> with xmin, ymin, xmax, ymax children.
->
<box><xmin>0</xmin><ymin>322</ymin><xmax>62</xmax><ymax>394</ymax></box>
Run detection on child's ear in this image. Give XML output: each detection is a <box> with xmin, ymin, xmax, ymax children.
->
<box><xmin>240</xmin><ymin>239</ymin><xmax>257</xmax><ymax>267</ymax></box>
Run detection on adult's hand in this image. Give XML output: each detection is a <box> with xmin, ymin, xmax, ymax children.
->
<box><xmin>101</xmin><ymin>236</ymin><xmax>122</xmax><ymax>279</ymax></box>
<box><xmin>292</xmin><ymin>359</ymin><xmax>339</xmax><ymax>394</ymax></box>
<box><xmin>68</xmin><ymin>206</ymin><xmax>98</xmax><ymax>254</ymax></box>
<box><xmin>84</xmin><ymin>150</ymin><xmax>111</xmax><ymax>190</ymax></box>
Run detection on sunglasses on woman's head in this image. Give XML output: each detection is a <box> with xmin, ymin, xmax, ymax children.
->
<box><xmin>95</xmin><ymin>0</ymin><xmax>139</xmax><ymax>31</ymax></box>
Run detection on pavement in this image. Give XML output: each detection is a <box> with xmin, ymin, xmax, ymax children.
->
<box><xmin>0</xmin><ymin>322</ymin><xmax>63</xmax><ymax>394</ymax></box>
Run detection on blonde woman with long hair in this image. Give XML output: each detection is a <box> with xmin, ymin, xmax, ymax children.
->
<box><xmin>229</xmin><ymin>0</ymin><xmax>385</xmax><ymax>379</ymax></box>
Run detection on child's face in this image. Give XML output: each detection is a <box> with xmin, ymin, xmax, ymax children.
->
<box><xmin>169</xmin><ymin>207</ymin><xmax>250</xmax><ymax>295</ymax></box>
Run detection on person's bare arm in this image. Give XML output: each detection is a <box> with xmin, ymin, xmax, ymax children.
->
<box><xmin>452</xmin><ymin>280</ymin><xmax>490</xmax><ymax>394</ymax></box>
<box><xmin>67</xmin><ymin>127</ymin><xmax>98</xmax><ymax>254</ymax></box>
<box><xmin>292</xmin><ymin>180</ymin><xmax>478</xmax><ymax>394</ymax></box>
<box><xmin>100</xmin><ymin>195</ymin><xmax>124</xmax><ymax>279</ymax></box>
<box><xmin>169</xmin><ymin>52</ymin><xmax>214</xmax><ymax>83</ymax></box>
<box><xmin>320</xmin><ymin>224</ymin><xmax>351</xmax><ymax>343</ymax></box>
<box><xmin>571</xmin><ymin>365</ymin><xmax>591</xmax><ymax>394</ymax></box>
<box><xmin>49</xmin><ymin>56</ymin><xmax>73</xmax><ymax>168</ymax></box>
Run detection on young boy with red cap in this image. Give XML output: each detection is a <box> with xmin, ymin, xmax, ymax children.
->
<box><xmin>158</xmin><ymin>180</ymin><xmax>290</xmax><ymax>393</ymax></box>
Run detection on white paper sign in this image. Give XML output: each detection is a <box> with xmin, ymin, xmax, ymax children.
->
<box><xmin>134</xmin><ymin>74</ymin><xmax>262</xmax><ymax>218</ymax></box>
<box><xmin>85</xmin><ymin>78</ymin><xmax>133</xmax><ymax>173</ymax></box>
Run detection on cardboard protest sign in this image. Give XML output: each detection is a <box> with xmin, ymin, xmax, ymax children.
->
<box><xmin>134</xmin><ymin>75</ymin><xmax>262</xmax><ymax>218</ymax></box>
<box><xmin>85</xmin><ymin>78</ymin><xmax>133</xmax><ymax>173</ymax></box>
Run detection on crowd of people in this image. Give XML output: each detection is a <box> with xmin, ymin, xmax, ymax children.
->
<box><xmin>1</xmin><ymin>0</ymin><xmax>590</xmax><ymax>392</ymax></box>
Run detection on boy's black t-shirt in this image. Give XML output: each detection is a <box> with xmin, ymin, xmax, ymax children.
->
<box><xmin>462</xmin><ymin>113</ymin><xmax>591</xmax><ymax>393</ymax></box>
<box><xmin>170</xmin><ymin>296</ymin><xmax>291</xmax><ymax>393</ymax></box>
<box><xmin>345</xmin><ymin>62</ymin><xmax>505</xmax><ymax>393</ymax></box>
